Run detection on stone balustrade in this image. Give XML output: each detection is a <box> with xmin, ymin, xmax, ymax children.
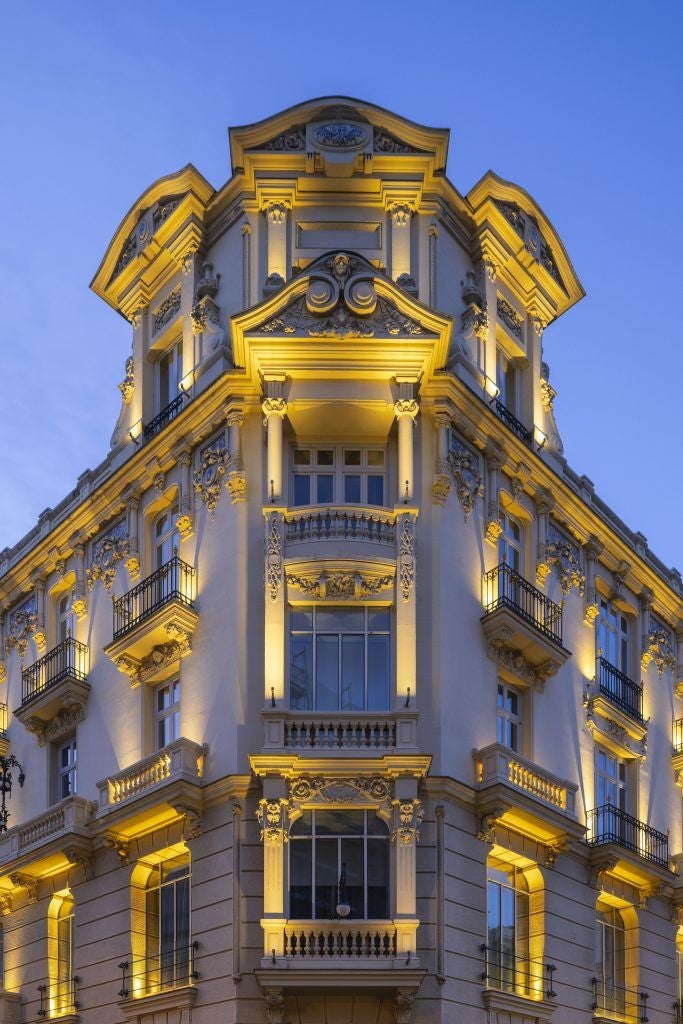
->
<box><xmin>474</xmin><ymin>742</ymin><xmax>577</xmax><ymax>817</ymax></box>
<box><xmin>284</xmin><ymin>920</ymin><xmax>397</xmax><ymax>958</ymax></box>
<box><xmin>0</xmin><ymin>795</ymin><xmax>93</xmax><ymax>864</ymax></box>
<box><xmin>283</xmin><ymin>507</ymin><xmax>396</xmax><ymax>548</ymax></box>
<box><xmin>262</xmin><ymin>710</ymin><xmax>418</xmax><ymax>753</ymax></box>
<box><xmin>97</xmin><ymin>737</ymin><xmax>206</xmax><ymax>812</ymax></box>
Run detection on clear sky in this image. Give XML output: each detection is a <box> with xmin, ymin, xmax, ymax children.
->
<box><xmin>1</xmin><ymin>1</ymin><xmax>681</xmax><ymax>569</ymax></box>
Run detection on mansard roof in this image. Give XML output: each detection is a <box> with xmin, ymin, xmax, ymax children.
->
<box><xmin>231</xmin><ymin>250</ymin><xmax>452</xmax><ymax>382</ymax></box>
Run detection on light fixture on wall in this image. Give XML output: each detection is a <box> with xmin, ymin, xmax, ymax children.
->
<box><xmin>128</xmin><ymin>419</ymin><xmax>143</xmax><ymax>445</ymax></box>
<box><xmin>484</xmin><ymin>377</ymin><xmax>500</xmax><ymax>403</ymax></box>
<box><xmin>336</xmin><ymin>863</ymin><xmax>351</xmax><ymax>918</ymax></box>
<box><xmin>533</xmin><ymin>426</ymin><xmax>547</xmax><ymax>451</ymax></box>
<box><xmin>178</xmin><ymin>370</ymin><xmax>195</xmax><ymax>396</ymax></box>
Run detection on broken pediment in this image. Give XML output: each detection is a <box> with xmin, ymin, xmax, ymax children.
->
<box><xmin>108</xmin><ymin>193</ymin><xmax>186</xmax><ymax>285</ymax></box>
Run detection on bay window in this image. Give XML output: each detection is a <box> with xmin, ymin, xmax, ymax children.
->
<box><xmin>289</xmin><ymin>606</ymin><xmax>391</xmax><ymax>711</ymax></box>
<box><xmin>291</xmin><ymin>445</ymin><xmax>386</xmax><ymax>507</ymax></box>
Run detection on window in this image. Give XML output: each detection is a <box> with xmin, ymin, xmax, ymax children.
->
<box><xmin>57</xmin><ymin>739</ymin><xmax>77</xmax><ymax>799</ymax></box>
<box><xmin>595</xmin><ymin>747</ymin><xmax>627</xmax><ymax>811</ymax></box>
<box><xmin>291</xmin><ymin>446</ymin><xmax>386</xmax><ymax>507</ymax></box>
<box><xmin>496</xmin><ymin>348</ymin><xmax>519</xmax><ymax>415</ymax></box>
<box><xmin>595</xmin><ymin>902</ymin><xmax>626</xmax><ymax>1017</ymax></box>
<box><xmin>154</xmin><ymin>504</ymin><xmax>180</xmax><ymax>571</ymax></box>
<box><xmin>56</xmin><ymin>894</ymin><xmax>75</xmax><ymax>1014</ymax></box>
<box><xmin>145</xmin><ymin>851</ymin><xmax>191</xmax><ymax>992</ymax></box>
<box><xmin>289</xmin><ymin>606</ymin><xmax>390</xmax><ymax>711</ymax></box>
<box><xmin>158</xmin><ymin>339</ymin><xmax>183</xmax><ymax>412</ymax></box>
<box><xmin>289</xmin><ymin>809</ymin><xmax>389</xmax><ymax>920</ymax></box>
<box><xmin>487</xmin><ymin>858</ymin><xmax>529</xmax><ymax>994</ymax></box>
<box><xmin>57</xmin><ymin>591</ymin><xmax>76</xmax><ymax>645</ymax></box>
<box><xmin>498</xmin><ymin>511</ymin><xmax>523</xmax><ymax>573</ymax></box>
<box><xmin>597</xmin><ymin>598</ymin><xmax>630</xmax><ymax>675</ymax></box>
<box><xmin>677</xmin><ymin>930</ymin><xmax>683</xmax><ymax>1016</ymax></box>
<box><xmin>155</xmin><ymin>680</ymin><xmax>180</xmax><ymax>750</ymax></box>
<box><xmin>497</xmin><ymin>683</ymin><xmax>521</xmax><ymax>752</ymax></box>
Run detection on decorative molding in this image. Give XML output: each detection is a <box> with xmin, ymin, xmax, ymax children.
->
<box><xmin>542</xmin><ymin>523</ymin><xmax>585</xmax><ymax>596</ymax></box>
<box><xmin>373</xmin><ymin>126</ymin><xmax>422</xmax><ymax>154</ymax></box>
<box><xmin>393</xmin><ymin>990</ymin><xmax>416</xmax><ymax>1024</ymax></box>
<box><xmin>193</xmin><ymin>437</ymin><xmax>227</xmax><ymax>520</ymax></box>
<box><xmin>118</xmin><ymin>356</ymin><xmax>134</xmax><ymax>404</ymax></box>
<box><xmin>114</xmin><ymin>630</ymin><xmax>192</xmax><ymax>688</ymax></box>
<box><xmin>445</xmin><ymin>437</ymin><xmax>483</xmax><ymax>521</ymax></box>
<box><xmin>496</xmin><ymin>296</ymin><xmax>523</xmax><ymax>339</ymax></box>
<box><xmin>31</xmin><ymin>702</ymin><xmax>87</xmax><ymax>748</ymax></box>
<box><xmin>152</xmin><ymin>288</ymin><xmax>181</xmax><ymax>335</ymax></box>
<box><xmin>398</xmin><ymin>515</ymin><xmax>416</xmax><ymax>602</ymax></box>
<box><xmin>174</xmin><ymin>803</ymin><xmax>203</xmax><ymax>840</ymax></box>
<box><xmin>256</xmin><ymin>125</ymin><xmax>306</xmax><ymax>152</ymax></box>
<box><xmin>256</xmin><ymin>799</ymin><xmax>290</xmax><ymax>845</ymax></box>
<box><xmin>65</xmin><ymin>848</ymin><xmax>94</xmax><ymax>881</ymax></box>
<box><xmin>488</xmin><ymin>633</ymin><xmax>561</xmax><ymax>691</ymax></box>
<box><xmin>288</xmin><ymin>775</ymin><xmax>393</xmax><ymax>818</ymax></box>
<box><xmin>586</xmin><ymin>856</ymin><xmax>619</xmax><ymax>890</ymax></box>
<box><xmin>391</xmin><ymin>799</ymin><xmax>424</xmax><ymax>845</ymax></box>
<box><xmin>286</xmin><ymin>571</ymin><xmax>394</xmax><ymax>600</ymax></box>
<box><xmin>263</xmin><ymin>988</ymin><xmax>287</xmax><ymax>1024</ymax></box>
<box><xmin>642</xmin><ymin>618</ymin><xmax>676</xmax><ymax>675</ymax></box>
<box><xmin>5</xmin><ymin>596</ymin><xmax>38</xmax><ymax>659</ymax></box>
<box><xmin>313</xmin><ymin>123</ymin><xmax>367</xmax><ymax>149</ymax></box>
<box><xmin>0</xmin><ymin>893</ymin><xmax>12</xmax><ymax>915</ymax></box>
<box><xmin>493</xmin><ymin>198</ymin><xmax>564</xmax><ymax>288</ymax></box>
<box><xmin>477</xmin><ymin>806</ymin><xmax>506</xmax><ymax>844</ymax></box>
<box><xmin>103</xmin><ymin>833</ymin><xmax>130</xmax><ymax>865</ymax></box>
<box><xmin>264</xmin><ymin>512</ymin><xmax>283</xmax><ymax>602</ymax></box>
<box><xmin>584</xmin><ymin>694</ymin><xmax>647</xmax><ymax>763</ymax></box>
<box><xmin>86</xmin><ymin>520</ymin><xmax>129</xmax><ymax>591</ymax></box>
<box><xmin>9</xmin><ymin>873</ymin><xmax>38</xmax><ymax>904</ymax></box>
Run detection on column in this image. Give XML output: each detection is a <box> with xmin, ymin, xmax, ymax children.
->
<box><xmin>535</xmin><ymin>498</ymin><xmax>552</xmax><ymax>585</ymax></box>
<box><xmin>428</xmin><ymin>221</ymin><xmax>438</xmax><ymax>306</ymax></box>
<box><xmin>264</xmin><ymin>510</ymin><xmax>285</xmax><ymax>704</ymax></box>
<box><xmin>484</xmin><ymin>456</ymin><xmax>502</xmax><ymax>546</ymax></box>
<box><xmin>262</xmin><ymin>381</ymin><xmax>287</xmax><ymax>503</ymax></box>
<box><xmin>390</xmin><ymin>204</ymin><xmax>412</xmax><ymax>282</ymax></box>
<box><xmin>432</xmin><ymin>413</ymin><xmax>452</xmax><ymax>506</ymax></box>
<box><xmin>675</xmin><ymin>626</ymin><xmax>683</xmax><ymax>697</ymax></box>
<box><xmin>264</xmin><ymin>203</ymin><xmax>289</xmax><ymax>286</ymax></box>
<box><xmin>241</xmin><ymin>222</ymin><xmax>252</xmax><ymax>309</ymax></box>
<box><xmin>32</xmin><ymin>576</ymin><xmax>46</xmax><ymax>651</ymax></box>
<box><xmin>394</xmin><ymin>384</ymin><xmax>418</xmax><ymax>504</ymax></box>
<box><xmin>392</xmin><ymin>778</ymin><xmax>422</xmax><ymax>956</ymax></box>
<box><xmin>226</xmin><ymin>410</ymin><xmax>247</xmax><ymax>502</ymax></box>
<box><xmin>129</xmin><ymin>303</ymin><xmax>147</xmax><ymax>436</ymax></box>
<box><xmin>124</xmin><ymin>494</ymin><xmax>141</xmax><ymax>578</ymax></box>
<box><xmin>480</xmin><ymin>255</ymin><xmax>498</xmax><ymax>395</ymax></box>
<box><xmin>640</xmin><ymin>589</ymin><xmax>653</xmax><ymax>669</ymax></box>
<box><xmin>396</xmin><ymin>512</ymin><xmax>417</xmax><ymax>707</ymax></box>
<box><xmin>258</xmin><ymin>779</ymin><xmax>289</xmax><ymax>958</ymax></box>
<box><xmin>175</xmin><ymin>450</ymin><xmax>194</xmax><ymax>539</ymax></box>
<box><xmin>583</xmin><ymin>537</ymin><xmax>602</xmax><ymax>624</ymax></box>
<box><xmin>70</xmin><ymin>540</ymin><xmax>87</xmax><ymax>620</ymax></box>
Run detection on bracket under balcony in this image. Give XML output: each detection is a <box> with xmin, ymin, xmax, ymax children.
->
<box><xmin>14</xmin><ymin>637</ymin><xmax>90</xmax><ymax>745</ymax></box>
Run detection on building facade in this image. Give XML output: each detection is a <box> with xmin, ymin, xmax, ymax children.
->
<box><xmin>0</xmin><ymin>97</ymin><xmax>682</xmax><ymax>1024</ymax></box>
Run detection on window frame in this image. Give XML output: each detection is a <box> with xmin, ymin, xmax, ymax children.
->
<box><xmin>486</xmin><ymin>859</ymin><xmax>530</xmax><ymax>995</ymax></box>
<box><xmin>597</xmin><ymin>597</ymin><xmax>631</xmax><ymax>677</ymax></box>
<box><xmin>498</xmin><ymin>510</ymin><xmax>524</xmax><ymax>575</ymax></box>
<box><xmin>57</xmin><ymin>590</ymin><xmax>76</xmax><ymax>646</ymax></box>
<box><xmin>57</xmin><ymin>738</ymin><xmax>77</xmax><ymax>800</ymax></box>
<box><xmin>289</xmin><ymin>444</ymin><xmax>388</xmax><ymax>509</ymax></box>
<box><xmin>157</xmin><ymin>337</ymin><xmax>184</xmax><ymax>413</ymax></box>
<box><xmin>144</xmin><ymin>851</ymin><xmax>192</xmax><ymax>993</ymax></box>
<box><xmin>496</xmin><ymin>346</ymin><xmax>520</xmax><ymax>416</ymax></box>
<box><xmin>595</xmin><ymin>901</ymin><xmax>626</xmax><ymax>1013</ymax></box>
<box><xmin>497</xmin><ymin>682</ymin><xmax>522</xmax><ymax>753</ymax></box>
<box><xmin>154</xmin><ymin>679</ymin><xmax>180</xmax><ymax>751</ymax></box>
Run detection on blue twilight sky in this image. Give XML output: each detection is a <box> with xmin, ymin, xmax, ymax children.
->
<box><xmin>0</xmin><ymin>1</ymin><xmax>681</xmax><ymax>568</ymax></box>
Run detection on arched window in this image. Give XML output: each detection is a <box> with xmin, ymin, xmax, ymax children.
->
<box><xmin>145</xmin><ymin>850</ymin><xmax>191</xmax><ymax>992</ymax></box>
<box><xmin>57</xmin><ymin>591</ymin><xmax>76</xmax><ymax>645</ymax></box>
<box><xmin>595</xmin><ymin>902</ymin><xmax>626</xmax><ymax>1016</ymax></box>
<box><xmin>48</xmin><ymin>891</ymin><xmax>76</xmax><ymax>1015</ymax></box>
<box><xmin>486</xmin><ymin>858</ymin><xmax>529</xmax><ymax>994</ymax></box>
<box><xmin>153</xmin><ymin>504</ymin><xmax>180</xmax><ymax>571</ymax></box>
<box><xmin>289</xmin><ymin>809</ymin><xmax>389</xmax><ymax>920</ymax></box>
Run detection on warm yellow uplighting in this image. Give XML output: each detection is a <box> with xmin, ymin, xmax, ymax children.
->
<box><xmin>178</xmin><ymin>370</ymin><xmax>195</xmax><ymax>394</ymax></box>
<box><xmin>533</xmin><ymin>426</ymin><xmax>547</xmax><ymax>450</ymax></box>
<box><xmin>485</xmin><ymin>376</ymin><xmax>500</xmax><ymax>401</ymax></box>
<box><xmin>128</xmin><ymin>419</ymin><xmax>143</xmax><ymax>443</ymax></box>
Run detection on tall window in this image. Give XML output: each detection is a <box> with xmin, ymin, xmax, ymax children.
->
<box><xmin>145</xmin><ymin>851</ymin><xmax>191</xmax><ymax>992</ymax></box>
<box><xmin>677</xmin><ymin>930</ymin><xmax>683</xmax><ymax>1017</ymax></box>
<box><xmin>56</xmin><ymin>894</ymin><xmax>75</xmax><ymax>1013</ymax></box>
<box><xmin>57</xmin><ymin>591</ymin><xmax>76</xmax><ymax>645</ymax></box>
<box><xmin>158</xmin><ymin>340</ymin><xmax>183</xmax><ymax>411</ymax></box>
<box><xmin>487</xmin><ymin>859</ymin><xmax>529</xmax><ymax>994</ymax></box>
<box><xmin>57</xmin><ymin>739</ymin><xmax>77</xmax><ymax>799</ymax></box>
<box><xmin>289</xmin><ymin>606</ymin><xmax>390</xmax><ymax>711</ymax></box>
<box><xmin>289</xmin><ymin>810</ymin><xmax>389</xmax><ymax>920</ymax></box>
<box><xmin>595</xmin><ymin>747</ymin><xmax>627</xmax><ymax>811</ymax></box>
<box><xmin>496</xmin><ymin>348</ymin><xmax>519</xmax><ymax>415</ymax></box>
<box><xmin>291</xmin><ymin>446</ymin><xmax>386</xmax><ymax>507</ymax></box>
<box><xmin>497</xmin><ymin>683</ymin><xmax>521</xmax><ymax>752</ymax></box>
<box><xmin>597</xmin><ymin>598</ymin><xmax>630</xmax><ymax>675</ymax></box>
<box><xmin>498</xmin><ymin>512</ymin><xmax>523</xmax><ymax>574</ymax></box>
<box><xmin>155</xmin><ymin>680</ymin><xmax>180</xmax><ymax>750</ymax></box>
<box><xmin>154</xmin><ymin>504</ymin><xmax>180</xmax><ymax>571</ymax></box>
<box><xmin>595</xmin><ymin>902</ymin><xmax>626</xmax><ymax>1016</ymax></box>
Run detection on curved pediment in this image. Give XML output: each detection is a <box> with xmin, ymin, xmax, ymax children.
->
<box><xmin>231</xmin><ymin>251</ymin><xmax>452</xmax><ymax>382</ymax></box>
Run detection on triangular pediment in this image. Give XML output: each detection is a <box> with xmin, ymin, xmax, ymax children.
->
<box><xmin>231</xmin><ymin>251</ymin><xmax>452</xmax><ymax>382</ymax></box>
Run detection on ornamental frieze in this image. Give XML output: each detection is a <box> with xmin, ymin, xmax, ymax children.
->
<box><xmin>488</xmin><ymin>631</ymin><xmax>561</xmax><ymax>691</ymax></box>
<box><xmin>288</xmin><ymin>775</ymin><xmax>392</xmax><ymax>808</ymax></box>
<box><xmin>256</xmin><ymin>251</ymin><xmax>429</xmax><ymax>339</ymax></box>
<box><xmin>86</xmin><ymin>520</ymin><xmax>130</xmax><ymax>591</ymax></box>
<box><xmin>253</xmin><ymin>125</ymin><xmax>306</xmax><ymax>151</ymax></box>
<box><xmin>642</xmin><ymin>618</ymin><xmax>676</xmax><ymax>675</ymax></box>
<box><xmin>373</xmin><ymin>126</ymin><xmax>424</xmax><ymax>154</ymax></box>
<box><xmin>286</xmin><ymin>570</ymin><xmax>395</xmax><ymax>600</ymax></box>
<box><xmin>152</xmin><ymin>288</ymin><xmax>181</xmax><ymax>335</ymax></box>
<box><xmin>193</xmin><ymin>436</ymin><xmax>227</xmax><ymax>520</ymax></box>
<box><xmin>256</xmin><ymin>799</ymin><xmax>290</xmax><ymax>844</ymax></box>
<box><xmin>496</xmin><ymin>296</ymin><xmax>523</xmax><ymax>339</ymax></box>
<box><xmin>398</xmin><ymin>515</ymin><xmax>416</xmax><ymax>602</ymax></box>
<box><xmin>264</xmin><ymin>512</ymin><xmax>283</xmax><ymax>601</ymax></box>
<box><xmin>541</xmin><ymin>523</ymin><xmax>585</xmax><ymax>596</ymax></box>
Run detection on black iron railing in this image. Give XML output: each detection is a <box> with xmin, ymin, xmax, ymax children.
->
<box><xmin>113</xmin><ymin>555</ymin><xmax>195</xmax><ymax>641</ymax></box>
<box><xmin>481</xmin><ymin>945</ymin><xmax>557</xmax><ymax>1000</ymax></box>
<box><xmin>591</xmin><ymin>977</ymin><xmax>648</xmax><ymax>1023</ymax></box>
<box><xmin>143</xmin><ymin>394</ymin><xmax>184</xmax><ymax>442</ymax></box>
<box><xmin>21</xmin><ymin>637</ymin><xmax>88</xmax><ymax>705</ymax></box>
<box><xmin>494</xmin><ymin>399</ymin><xmax>533</xmax><ymax>445</ymax></box>
<box><xmin>587</xmin><ymin>805</ymin><xmax>668</xmax><ymax>869</ymax></box>
<box><xmin>37</xmin><ymin>977</ymin><xmax>79</xmax><ymax>1017</ymax></box>
<box><xmin>598</xmin><ymin>658</ymin><xmax>644</xmax><ymax>723</ymax></box>
<box><xmin>674</xmin><ymin>999</ymin><xmax>682</xmax><ymax>1024</ymax></box>
<box><xmin>118</xmin><ymin>942</ymin><xmax>198</xmax><ymax>998</ymax></box>
<box><xmin>674</xmin><ymin>720</ymin><xmax>683</xmax><ymax>756</ymax></box>
<box><xmin>483</xmin><ymin>562</ymin><xmax>563</xmax><ymax>646</ymax></box>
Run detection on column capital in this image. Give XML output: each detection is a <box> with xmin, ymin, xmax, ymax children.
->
<box><xmin>389</xmin><ymin>203</ymin><xmax>413</xmax><ymax>227</ymax></box>
<box><xmin>394</xmin><ymin>399</ymin><xmax>419</xmax><ymax>420</ymax></box>
<box><xmin>264</xmin><ymin>201</ymin><xmax>290</xmax><ymax>225</ymax></box>
<box><xmin>262</xmin><ymin>396</ymin><xmax>287</xmax><ymax>421</ymax></box>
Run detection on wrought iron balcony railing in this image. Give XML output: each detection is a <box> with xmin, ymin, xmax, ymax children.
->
<box><xmin>481</xmin><ymin>945</ymin><xmax>557</xmax><ymax>1001</ymax></box>
<box><xmin>591</xmin><ymin>977</ymin><xmax>648</xmax><ymax>1023</ymax></box>
<box><xmin>598</xmin><ymin>657</ymin><xmax>644</xmax><ymax>724</ymax></box>
<box><xmin>143</xmin><ymin>394</ymin><xmax>184</xmax><ymax>442</ymax></box>
<box><xmin>38</xmin><ymin>976</ymin><xmax>80</xmax><ymax>1018</ymax></box>
<box><xmin>587</xmin><ymin>804</ymin><xmax>668</xmax><ymax>869</ymax></box>
<box><xmin>494</xmin><ymin>399</ymin><xmax>533</xmax><ymax>446</ymax></box>
<box><xmin>112</xmin><ymin>556</ymin><xmax>195</xmax><ymax>641</ymax></box>
<box><xmin>21</xmin><ymin>636</ymin><xmax>88</xmax><ymax>705</ymax></box>
<box><xmin>118</xmin><ymin>942</ymin><xmax>198</xmax><ymax>998</ymax></box>
<box><xmin>483</xmin><ymin>562</ymin><xmax>563</xmax><ymax>645</ymax></box>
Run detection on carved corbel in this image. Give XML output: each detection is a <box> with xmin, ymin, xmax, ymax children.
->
<box><xmin>586</xmin><ymin>857</ymin><xmax>618</xmax><ymax>890</ymax></box>
<box><xmin>194</xmin><ymin>436</ymin><xmax>227</xmax><ymax>520</ymax></box>
<box><xmin>432</xmin><ymin>413</ymin><xmax>452</xmax><ymax>506</ymax></box>
<box><xmin>174</xmin><ymin>804</ymin><xmax>202</xmax><ymax>840</ymax></box>
<box><xmin>638</xmin><ymin>884</ymin><xmax>662</xmax><ymax>911</ymax></box>
<box><xmin>226</xmin><ymin>410</ymin><xmax>247</xmax><ymax>502</ymax></box>
<box><xmin>263</xmin><ymin>988</ymin><xmax>286</xmax><ymax>1024</ymax></box>
<box><xmin>0</xmin><ymin>893</ymin><xmax>12</xmax><ymax>915</ymax></box>
<box><xmin>583</xmin><ymin>536</ymin><xmax>603</xmax><ymax>624</ymax></box>
<box><xmin>65</xmin><ymin>849</ymin><xmax>94</xmax><ymax>881</ymax></box>
<box><xmin>391</xmin><ymin>799</ymin><xmax>424</xmax><ymax>845</ymax></box>
<box><xmin>484</xmin><ymin>457</ymin><xmax>502</xmax><ymax>545</ymax></box>
<box><xmin>103</xmin><ymin>833</ymin><xmax>130</xmax><ymax>865</ymax></box>
<box><xmin>477</xmin><ymin>805</ymin><xmax>506</xmax><ymax>844</ymax></box>
<box><xmin>543</xmin><ymin>841</ymin><xmax>566</xmax><ymax>869</ymax></box>
<box><xmin>640</xmin><ymin>589</ymin><xmax>654</xmax><ymax>669</ymax></box>
<box><xmin>9</xmin><ymin>873</ymin><xmax>38</xmax><ymax>904</ymax></box>
<box><xmin>393</xmin><ymin>989</ymin><xmax>416</xmax><ymax>1024</ymax></box>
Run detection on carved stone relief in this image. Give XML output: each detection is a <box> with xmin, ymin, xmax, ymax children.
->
<box><xmin>115</xmin><ymin>630</ymin><xmax>192</xmax><ymax>688</ymax></box>
<box><xmin>542</xmin><ymin>523</ymin><xmax>585</xmax><ymax>596</ymax></box>
<box><xmin>109</xmin><ymin>196</ymin><xmax>184</xmax><ymax>285</ymax></box>
<box><xmin>118</xmin><ymin>356</ymin><xmax>134</xmax><ymax>404</ymax></box>
<box><xmin>493</xmin><ymin>199</ymin><xmax>564</xmax><ymax>288</ymax></box>
<box><xmin>86</xmin><ymin>520</ymin><xmax>129</xmax><ymax>591</ymax></box>
<box><xmin>5</xmin><ymin>597</ymin><xmax>39</xmax><ymax>659</ymax></box>
<box><xmin>265</xmin><ymin>512</ymin><xmax>283</xmax><ymax>602</ymax></box>
<box><xmin>286</xmin><ymin>571</ymin><xmax>394</xmax><ymax>599</ymax></box>
<box><xmin>398</xmin><ymin>515</ymin><xmax>416</xmax><ymax>602</ymax></box>
<box><xmin>193</xmin><ymin>437</ymin><xmax>227</xmax><ymax>520</ymax></box>
<box><xmin>392</xmin><ymin>799</ymin><xmax>424</xmax><ymax>844</ymax></box>
<box><xmin>496</xmin><ymin>296</ymin><xmax>523</xmax><ymax>339</ymax></box>
<box><xmin>584</xmin><ymin>692</ymin><xmax>647</xmax><ymax>762</ymax></box>
<box><xmin>153</xmin><ymin>289</ymin><xmax>181</xmax><ymax>335</ymax></box>
<box><xmin>445</xmin><ymin>436</ymin><xmax>484</xmax><ymax>521</ymax></box>
<box><xmin>488</xmin><ymin>630</ymin><xmax>560</xmax><ymax>690</ymax></box>
<box><xmin>642</xmin><ymin>618</ymin><xmax>676</xmax><ymax>675</ymax></box>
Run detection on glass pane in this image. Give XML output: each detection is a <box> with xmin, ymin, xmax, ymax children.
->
<box><xmin>290</xmin><ymin>608</ymin><xmax>313</xmax><ymax>632</ymax></box>
<box><xmin>367</xmin><ymin>635</ymin><xmax>389</xmax><ymax>711</ymax></box>
<box><xmin>290</xmin><ymin>810</ymin><xmax>312</xmax><ymax>835</ymax></box>
<box><xmin>316</xmin><ymin>608</ymin><xmax>364</xmax><ymax>631</ymax></box>
<box><xmin>344</xmin><ymin>475</ymin><xmax>361</xmax><ymax>503</ymax></box>
<box><xmin>367</xmin><ymin>475</ymin><xmax>384</xmax><ymax>506</ymax></box>
<box><xmin>344</xmin><ymin>450</ymin><xmax>361</xmax><ymax>466</ymax></box>
<box><xmin>290</xmin><ymin>637</ymin><xmax>313</xmax><ymax>709</ymax></box>
<box><xmin>368</xmin><ymin>609</ymin><xmax>390</xmax><ymax>633</ymax></box>
<box><xmin>315</xmin><ymin>810</ymin><xmax>364</xmax><ymax>835</ymax></box>
<box><xmin>368</xmin><ymin>813</ymin><xmax>389</xmax><ymax>836</ymax></box>
<box><xmin>367</xmin><ymin>839</ymin><xmax>388</xmax><ymax>918</ymax></box>
<box><xmin>316</xmin><ymin>636</ymin><xmax>339</xmax><ymax>710</ymax></box>
<box><xmin>367</xmin><ymin>450</ymin><xmax>385</xmax><ymax>467</ymax></box>
<box><xmin>314</xmin><ymin>839</ymin><xmax>338</xmax><ymax>920</ymax></box>
<box><xmin>293</xmin><ymin>449</ymin><xmax>311</xmax><ymax>466</ymax></box>
<box><xmin>341</xmin><ymin>838</ymin><xmax>364</xmax><ymax>918</ymax></box>
<box><xmin>289</xmin><ymin>840</ymin><xmax>312</xmax><ymax>918</ymax></box>
<box><xmin>317</xmin><ymin>449</ymin><xmax>334</xmax><ymax>466</ymax></box>
<box><xmin>316</xmin><ymin>475</ymin><xmax>334</xmax><ymax>503</ymax></box>
<box><xmin>341</xmin><ymin>635</ymin><xmax>364</xmax><ymax>710</ymax></box>
<box><xmin>293</xmin><ymin>475</ymin><xmax>311</xmax><ymax>507</ymax></box>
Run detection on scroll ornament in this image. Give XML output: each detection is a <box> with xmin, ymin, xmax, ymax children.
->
<box><xmin>193</xmin><ymin>439</ymin><xmax>227</xmax><ymax>520</ymax></box>
<box><xmin>86</xmin><ymin>522</ymin><xmax>130</xmax><ymax>591</ymax></box>
<box><xmin>5</xmin><ymin>598</ymin><xmax>39</xmax><ymax>659</ymax></box>
<box><xmin>642</xmin><ymin>621</ymin><xmax>676</xmax><ymax>675</ymax></box>
<box><xmin>542</xmin><ymin>525</ymin><xmax>585</xmax><ymax>596</ymax></box>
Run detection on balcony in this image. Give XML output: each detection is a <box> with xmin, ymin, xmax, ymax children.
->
<box><xmin>104</xmin><ymin>556</ymin><xmax>197</xmax><ymax>686</ymax></box>
<box><xmin>143</xmin><ymin>394</ymin><xmax>184</xmax><ymax>442</ymax></box>
<box><xmin>14</xmin><ymin>636</ymin><xmax>90</xmax><ymax>739</ymax></box>
<box><xmin>0</xmin><ymin>795</ymin><xmax>93</xmax><ymax>878</ymax></box>
<box><xmin>261</xmin><ymin>710</ymin><xmax>418</xmax><ymax>755</ymax></box>
<box><xmin>284</xmin><ymin>506</ymin><xmax>396</xmax><ymax>556</ymax></box>
<box><xmin>591</xmin><ymin>978</ymin><xmax>646</xmax><ymax>1024</ymax></box>
<box><xmin>118</xmin><ymin>943</ymin><xmax>198</xmax><ymax>1021</ymax></box>
<box><xmin>481</xmin><ymin>564</ymin><xmax>570</xmax><ymax>682</ymax></box>
<box><xmin>587</xmin><ymin>805</ymin><xmax>669</xmax><ymax>881</ymax></box>
<box><xmin>585</xmin><ymin>661</ymin><xmax>647</xmax><ymax>762</ymax></box>
<box><xmin>39</xmin><ymin>976</ymin><xmax>80</xmax><ymax>1021</ymax></box>
<box><xmin>95</xmin><ymin>738</ymin><xmax>206</xmax><ymax>836</ymax></box>
<box><xmin>493</xmin><ymin>399</ymin><xmax>533</xmax><ymax>446</ymax></box>
<box><xmin>473</xmin><ymin>743</ymin><xmax>582</xmax><ymax>846</ymax></box>
<box><xmin>598</xmin><ymin>659</ymin><xmax>644</xmax><ymax>723</ymax></box>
